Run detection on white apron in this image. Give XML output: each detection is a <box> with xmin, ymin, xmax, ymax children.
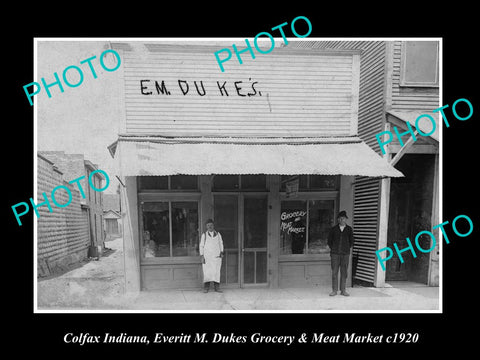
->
<box><xmin>199</xmin><ymin>231</ymin><xmax>224</xmax><ymax>283</ymax></box>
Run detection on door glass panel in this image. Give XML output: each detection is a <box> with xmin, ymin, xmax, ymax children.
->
<box><xmin>243</xmin><ymin>252</ymin><xmax>255</xmax><ymax>284</ymax></box>
<box><xmin>244</xmin><ymin>196</ymin><xmax>268</xmax><ymax>284</ymax></box>
<box><xmin>244</xmin><ymin>197</ymin><xmax>267</xmax><ymax>248</ymax></box>
<box><xmin>214</xmin><ymin>195</ymin><xmax>238</xmax><ymax>284</ymax></box>
<box><xmin>256</xmin><ymin>252</ymin><xmax>267</xmax><ymax>283</ymax></box>
<box><xmin>226</xmin><ymin>250</ymin><xmax>239</xmax><ymax>283</ymax></box>
<box><xmin>214</xmin><ymin>196</ymin><xmax>238</xmax><ymax>249</ymax></box>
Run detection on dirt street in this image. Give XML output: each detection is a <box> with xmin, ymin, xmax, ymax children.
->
<box><xmin>36</xmin><ymin>236</ymin><xmax>439</xmax><ymax>311</ymax></box>
<box><xmin>37</xmin><ymin>237</ymin><xmax>125</xmax><ymax>309</ymax></box>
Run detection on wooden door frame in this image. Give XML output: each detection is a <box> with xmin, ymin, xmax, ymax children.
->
<box><xmin>213</xmin><ymin>192</ymin><xmax>269</xmax><ymax>288</ymax></box>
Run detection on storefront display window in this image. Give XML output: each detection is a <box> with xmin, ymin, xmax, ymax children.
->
<box><xmin>280</xmin><ymin>199</ymin><xmax>335</xmax><ymax>254</ymax></box>
<box><xmin>308</xmin><ymin>200</ymin><xmax>335</xmax><ymax>253</ymax></box>
<box><xmin>141</xmin><ymin>201</ymin><xmax>199</xmax><ymax>258</ymax></box>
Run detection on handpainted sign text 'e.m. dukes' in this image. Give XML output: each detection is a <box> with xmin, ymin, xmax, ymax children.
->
<box><xmin>139</xmin><ymin>78</ymin><xmax>262</xmax><ymax>98</ymax></box>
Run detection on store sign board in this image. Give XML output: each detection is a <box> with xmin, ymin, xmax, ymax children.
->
<box><xmin>119</xmin><ymin>44</ymin><xmax>360</xmax><ymax>137</ymax></box>
<box><xmin>285</xmin><ymin>177</ymin><xmax>299</xmax><ymax>198</ymax></box>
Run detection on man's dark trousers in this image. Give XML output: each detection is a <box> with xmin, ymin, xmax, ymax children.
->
<box><xmin>331</xmin><ymin>253</ymin><xmax>349</xmax><ymax>292</ymax></box>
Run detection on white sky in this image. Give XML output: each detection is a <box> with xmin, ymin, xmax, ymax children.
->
<box><xmin>36</xmin><ymin>40</ymin><xmax>124</xmax><ymax>193</ymax></box>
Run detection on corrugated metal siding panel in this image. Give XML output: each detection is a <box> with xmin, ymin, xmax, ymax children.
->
<box><xmin>353</xmin><ymin>41</ymin><xmax>384</xmax><ymax>283</ymax></box>
<box><xmin>391</xmin><ymin>41</ymin><xmax>439</xmax><ymax>111</ymax></box>
<box><xmin>122</xmin><ymin>46</ymin><xmax>357</xmax><ymax>136</ymax></box>
<box><xmin>353</xmin><ymin>177</ymin><xmax>380</xmax><ymax>284</ymax></box>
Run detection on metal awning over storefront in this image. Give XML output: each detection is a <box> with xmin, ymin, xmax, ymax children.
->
<box><xmin>108</xmin><ymin>135</ymin><xmax>403</xmax><ymax>178</ymax></box>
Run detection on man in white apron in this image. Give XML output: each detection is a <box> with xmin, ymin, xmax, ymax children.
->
<box><xmin>199</xmin><ymin>219</ymin><xmax>224</xmax><ymax>293</ymax></box>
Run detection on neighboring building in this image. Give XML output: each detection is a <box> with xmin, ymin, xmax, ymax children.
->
<box><xmin>103</xmin><ymin>193</ymin><xmax>122</xmax><ymax>240</ymax></box>
<box><xmin>108</xmin><ymin>42</ymin><xmax>402</xmax><ymax>292</ymax></box>
<box><xmin>37</xmin><ymin>153</ymin><xmax>90</xmax><ymax>276</ymax></box>
<box><xmin>289</xmin><ymin>40</ymin><xmax>440</xmax><ymax>287</ymax></box>
<box><xmin>40</xmin><ymin>151</ymin><xmax>107</xmax><ymax>257</ymax></box>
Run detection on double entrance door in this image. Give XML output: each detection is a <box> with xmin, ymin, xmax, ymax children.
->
<box><xmin>214</xmin><ymin>194</ymin><xmax>268</xmax><ymax>287</ymax></box>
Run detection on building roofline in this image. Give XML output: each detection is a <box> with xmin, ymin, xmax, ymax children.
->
<box><xmin>84</xmin><ymin>160</ymin><xmax>99</xmax><ymax>171</ymax></box>
<box><xmin>37</xmin><ymin>152</ymin><xmax>55</xmax><ymax>165</ymax></box>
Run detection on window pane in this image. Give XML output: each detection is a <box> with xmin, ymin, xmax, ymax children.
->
<box><xmin>256</xmin><ymin>252</ymin><xmax>267</xmax><ymax>283</ymax></box>
<box><xmin>170</xmin><ymin>175</ymin><xmax>198</xmax><ymax>190</ymax></box>
<box><xmin>213</xmin><ymin>175</ymin><xmax>239</xmax><ymax>190</ymax></box>
<box><xmin>307</xmin><ymin>200</ymin><xmax>335</xmax><ymax>254</ymax></box>
<box><xmin>241</xmin><ymin>175</ymin><xmax>266</xmax><ymax>190</ymax></box>
<box><xmin>244</xmin><ymin>197</ymin><xmax>267</xmax><ymax>248</ymax></box>
<box><xmin>214</xmin><ymin>195</ymin><xmax>238</xmax><ymax>249</ymax></box>
<box><xmin>221</xmin><ymin>250</ymin><xmax>239</xmax><ymax>284</ymax></box>
<box><xmin>138</xmin><ymin>176</ymin><xmax>168</xmax><ymax>190</ymax></box>
<box><xmin>402</xmin><ymin>41</ymin><xmax>438</xmax><ymax>86</ymax></box>
<box><xmin>309</xmin><ymin>175</ymin><xmax>338</xmax><ymax>189</ymax></box>
<box><xmin>280</xmin><ymin>201</ymin><xmax>307</xmax><ymax>254</ymax></box>
<box><xmin>243</xmin><ymin>252</ymin><xmax>255</xmax><ymax>283</ymax></box>
<box><xmin>142</xmin><ymin>202</ymin><xmax>170</xmax><ymax>257</ymax></box>
<box><xmin>172</xmin><ymin>202</ymin><xmax>199</xmax><ymax>256</ymax></box>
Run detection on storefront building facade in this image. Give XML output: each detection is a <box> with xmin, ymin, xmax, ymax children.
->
<box><xmin>108</xmin><ymin>42</ymin><xmax>402</xmax><ymax>291</ymax></box>
<box><xmin>288</xmin><ymin>40</ymin><xmax>440</xmax><ymax>287</ymax></box>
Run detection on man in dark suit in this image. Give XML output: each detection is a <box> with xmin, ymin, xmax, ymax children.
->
<box><xmin>328</xmin><ymin>211</ymin><xmax>354</xmax><ymax>296</ymax></box>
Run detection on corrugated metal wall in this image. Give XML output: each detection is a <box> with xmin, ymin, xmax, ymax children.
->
<box><xmin>118</xmin><ymin>43</ymin><xmax>358</xmax><ymax>137</ymax></box>
<box><xmin>290</xmin><ymin>41</ymin><xmax>386</xmax><ymax>284</ymax></box>
<box><xmin>352</xmin><ymin>177</ymin><xmax>381</xmax><ymax>283</ymax></box>
<box><xmin>348</xmin><ymin>41</ymin><xmax>385</xmax><ymax>284</ymax></box>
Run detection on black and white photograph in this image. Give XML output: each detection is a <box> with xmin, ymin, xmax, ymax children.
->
<box><xmin>6</xmin><ymin>7</ymin><xmax>479</xmax><ymax>355</ymax></box>
<box><xmin>32</xmin><ymin>38</ymin><xmax>442</xmax><ymax>312</ymax></box>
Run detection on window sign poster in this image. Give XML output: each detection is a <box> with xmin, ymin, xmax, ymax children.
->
<box><xmin>280</xmin><ymin>207</ymin><xmax>307</xmax><ymax>254</ymax></box>
<box><xmin>285</xmin><ymin>177</ymin><xmax>299</xmax><ymax>198</ymax></box>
